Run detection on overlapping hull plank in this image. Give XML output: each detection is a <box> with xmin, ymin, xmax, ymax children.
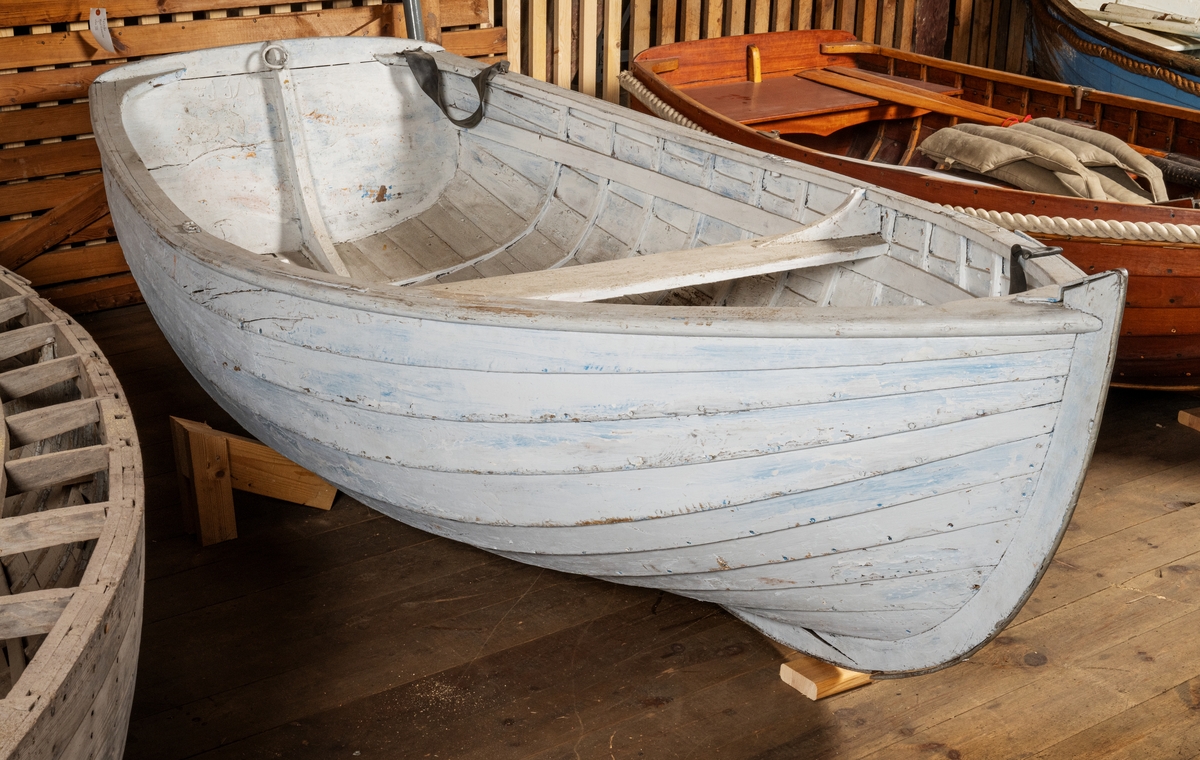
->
<box><xmin>0</xmin><ymin>268</ymin><xmax>143</xmax><ymax>758</ymax></box>
<box><xmin>92</xmin><ymin>38</ymin><xmax>1121</xmax><ymax>675</ymax></box>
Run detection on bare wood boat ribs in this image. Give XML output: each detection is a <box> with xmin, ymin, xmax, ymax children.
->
<box><xmin>91</xmin><ymin>38</ymin><xmax>1122</xmax><ymax>675</ymax></box>
<box><xmin>0</xmin><ymin>269</ymin><xmax>143</xmax><ymax>759</ymax></box>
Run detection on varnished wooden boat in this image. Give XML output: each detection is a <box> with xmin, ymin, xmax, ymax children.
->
<box><xmin>1032</xmin><ymin>0</ymin><xmax>1200</xmax><ymax>109</ymax></box>
<box><xmin>92</xmin><ymin>38</ymin><xmax>1123</xmax><ymax>675</ymax></box>
<box><xmin>627</xmin><ymin>28</ymin><xmax>1200</xmax><ymax>389</ymax></box>
<box><xmin>0</xmin><ymin>268</ymin><xmax>143</xmax><ymax>757</ymax></box>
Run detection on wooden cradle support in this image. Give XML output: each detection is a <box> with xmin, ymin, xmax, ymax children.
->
<box><xmin>170</xmin><ymin>417</ymin><xmax>337</xmax><ymax>547</ymax></box>
<box><xmin>780</xmin><ymin>652</ymin><xmax>873</xmax><ymax>700</ymax></box>
<box><xmin>1178</xmin><ymin>407</ymin><xmax>1200</xmax><ymax>433</ymax></box>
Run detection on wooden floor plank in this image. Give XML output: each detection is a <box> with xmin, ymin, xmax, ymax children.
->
<box><xmin>127</xmin><ymin>573</ymin><xmax>662</xmax><ymax>759</ymax></box>
<box><xmin>67</xmin><ymin>304</ymin><xmax>1200</xmax><ymax>760</ymax></box>
<box><xmin>186</xmin><ymin>600</ymin><xmax>767</xmax><ymax>760</ymax></box>
<box><xmin>1032</xmin><ymin>674</ymin><xmax>1200</xmax><ymax>759</ymax></box>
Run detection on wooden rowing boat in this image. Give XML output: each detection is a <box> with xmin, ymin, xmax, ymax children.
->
<box><xmin>1032</xmin><ymin>0</ymin><xmax>1200</xmax><ymax>109</ymax></box>
<box><xmin>626</xmin><ymin>28</ymin><xmax>1200</xmax><ymax>389</ymax></box>
<box><xmin>0</xmin><ymin>268</ymin><xmax>143</xmax><ymax>757</ymax></box>
<box><xmin>92</xmin><ymin>38</ymin><xmax>1122</xmax><ymax>675</ymax></box>
<box><xmin>1067</xmin><ymin>0</ymin><xmax>1200</xmax><ymax>54</ymax></box>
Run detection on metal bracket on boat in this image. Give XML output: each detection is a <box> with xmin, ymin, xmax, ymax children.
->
<box><xmin>402</xmin><ymin>49</ymin><xmax>509</xmax><ymax>129</ymax></box>
<box><xmin>261</xmin><ymin>43</ymin><xmax>289</xmax><ymax>70</ymax></box>
<box><xmin>1070</xmin><ymin>85</ymin><xmax>1095</xmax><ymax>111</ymax></box>
<box><xmin>1009</xmin><ymin>244</ymin><xmax>1063</xmax><ymax>295</ymax></box>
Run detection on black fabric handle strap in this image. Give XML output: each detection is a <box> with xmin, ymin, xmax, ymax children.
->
<box><xmin>1009</xmin><ymin>244</ymin><xmax>1064</xmax><ymax>295</ymax></box>
<box><xmin>402</xmin><ymin>49</ymin><xmax>509</xmax><ymax>129</ymax></box>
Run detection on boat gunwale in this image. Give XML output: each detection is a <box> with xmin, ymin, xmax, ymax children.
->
<box><xmin>628</xmin><ymin>32</ymin><xmax>1200</xmax><ymax>231</ymax></box>
<box><xmin>89</xmin><ymin>38</ymin><xmax>1100</xmax><ymax>342</ymax></box>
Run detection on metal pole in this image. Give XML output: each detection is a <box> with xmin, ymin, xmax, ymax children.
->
<box><xmin>404</xmin><ymin>0</ymin><xmax>426</xmax><ymax>41</ymax></box>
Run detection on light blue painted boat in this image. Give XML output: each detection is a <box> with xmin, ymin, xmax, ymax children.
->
<box><xmin>90</xmin><ymin>37</ymin><xmax>1125</xmax><ymax>676</ymax></box>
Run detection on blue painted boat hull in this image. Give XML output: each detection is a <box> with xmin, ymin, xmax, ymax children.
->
<box><xmin>1030</xmin><ymin>0</ymin><xmax>1200</xmax><ymax>110</ymax></box>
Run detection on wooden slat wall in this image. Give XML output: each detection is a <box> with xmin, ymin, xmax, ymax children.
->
<box><xmin>513</xmin><ymin>0</ymin><xmax>1025</xmax><ymax>103</ymax></box>
<box><xmin>0</xmin><ymin>0</ymin><xmax>510</xmax><ymax>315</ymax></box>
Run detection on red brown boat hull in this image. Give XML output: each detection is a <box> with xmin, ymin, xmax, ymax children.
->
<box><xmin>630</xmin><ymin>30</ymin><xmax>1200</xmax><ymax>389</ymax></box>
<box><xmin>1060</xmin><ymin>239</ymin><xmax>1200</xmax><ymax>388</ymax></box>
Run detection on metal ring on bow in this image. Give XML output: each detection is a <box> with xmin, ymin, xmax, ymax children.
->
<box><xmin>262</xmin><ymin>43</ymin><xmax>289</xmax><ymax>70</ymax></box>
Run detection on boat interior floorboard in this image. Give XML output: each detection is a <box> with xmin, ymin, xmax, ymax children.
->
<box><xmin>78</xmin><ymin>303</ymin><xmax>1200</xmax><ymax>760</ymax></box>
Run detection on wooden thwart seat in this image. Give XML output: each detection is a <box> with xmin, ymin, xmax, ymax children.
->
<box><xmin>0</xmin><ymin>503</ymin><xmax>110</xmax><ymax>558</ymax></box>
<box><xmin>681</xmin><ymin>64</ymin><xmax>963</xmax><ymax>136</ymax></box>
<box><xmin>799</xmin><ymin>67</ymin><xmax>1018</xmax><ymax>125</ymax></box>
<box><xmin>0</xmin><ymin>588</ymin><xmax>75</xmax><ymax>641</ymax></box>
<box><xmin>430</xmin><ymin>189</ymin><xmax>887</xmax><ymax>302</ymax></box>
<box><xmin>683</xmin><ymin>76</ymin><xmax>880</xmax><ymax>125</ymax></box>
<box><xmin>682</xmin><ymin>67</ymin><xmax>961</xmax><ymax>126</ymax></box>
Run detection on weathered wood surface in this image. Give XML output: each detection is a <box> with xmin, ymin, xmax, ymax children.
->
<box><xmin>73</xmin><ymin>303</ymin><xmax>1200</xmax><ymax>759</ymax></box>
<box><xmin>0</xmin><ymin>268</ymin><xmax>145</xmax><ymax>759</ymax></box>
<box><xmin>92</xmin><ymin>38</ymin><xmax>1122</xmax><ymax>675</ymax></box>
<box><xmin>628</xmin><ymin>29</ymin><xmax>1200</xmax><ymax>389</ymax></box>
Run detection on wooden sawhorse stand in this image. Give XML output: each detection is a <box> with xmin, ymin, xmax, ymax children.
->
<box><xmin>170</xmin><ymin>417</ymin><xmax>337</xmax><ymax>546</ymax></box>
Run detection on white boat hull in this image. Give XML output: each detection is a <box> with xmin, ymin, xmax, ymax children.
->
<box><xmin>92</xmin><ymin>38</ymin><xmax>1124</xmax><ymax>674</ymax></box>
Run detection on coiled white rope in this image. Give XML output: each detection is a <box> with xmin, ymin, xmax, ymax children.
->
<box><xmin>951</xmin><ymin>206</ymin><xmax>1200</xmax><ymax>243</ymax></box>
<box><xmin>619</xmin><ymin>70</ymin><xmax>1200</xmax><ymax>245</ymax></box>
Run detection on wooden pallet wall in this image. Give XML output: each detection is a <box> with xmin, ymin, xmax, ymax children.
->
<box><xmin>0</xmin><ymin>0</ymin><xmax>508</xmax><ymax>314</ymax></box>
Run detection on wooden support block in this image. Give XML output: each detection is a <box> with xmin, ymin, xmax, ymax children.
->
<box><xmin>1179</xmin><ymin>407</ymin><xmax>1200</xmax><ymax>433</ymax></box>
<box><xmin>226</xmin><ymin>437</ymin><xmax>337</xmax><ymax>509</ymax></box>
<box><xmin>173</xmin><ymin>419</ymin><xmax>238</xmax><ymax>546</ymax></box>
<box><xmin>779</xmin><ymin>653</ymin><xmax>872</xmax><ymax>700</ymax></box>
<box><xmin>170</xmin><ymin>417</ymin><xmax>337</xmax><ymax>547</ymax></box>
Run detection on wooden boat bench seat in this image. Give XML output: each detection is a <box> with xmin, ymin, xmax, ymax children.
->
<box><xmin>682</xmin><ymin>77</ymin><xmax>879</xmax><ymax>125</ymax></box>
<box><xmin>681</xmin><ymin>69</ymin><xmax>962</xmax><ymax>136</ymax></box>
